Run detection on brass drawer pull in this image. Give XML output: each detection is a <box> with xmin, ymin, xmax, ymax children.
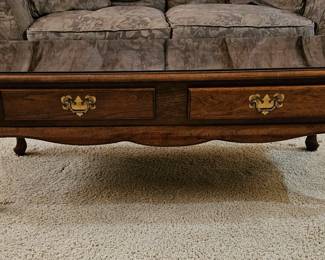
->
<box><xmin>61</xmin><ymin>95</ymin><xmax>96</xmax><ymax>117</ymax></box>
<box><xmin>249</xmin><ymin>93</ymin><xmax>285</xmax><ymax>115</ymax></box>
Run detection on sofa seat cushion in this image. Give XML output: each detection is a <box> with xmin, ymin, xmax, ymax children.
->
<box><xmin>27</xmin><ymin>6</ymin><xmax>170</xmax><ymax>40</ymax></box>
<box><xmin>167</xmin><ymin>4</ymin><xmax>315</xmax><ymax>39</ymax></box>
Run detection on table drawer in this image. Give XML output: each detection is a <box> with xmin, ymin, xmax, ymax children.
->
<box><xmin>189</xmin><ymin>86</ymin><xmax>325</xmax><ymax>121</ymax></box>
<box><xmin>1</xmin><ymin>89</ymin><xmax>155</xmax><ymax>121</ymax></box>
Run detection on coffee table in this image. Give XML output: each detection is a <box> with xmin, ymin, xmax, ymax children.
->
<box><xmin>0</xmin><ymin>38</ymin><xmax>325</xmax><ymax>156</ymax></box>
<box><xmin>0</xmin><ymin>69</ymin><xmax>325</xmax><ymax>155</ymax></box>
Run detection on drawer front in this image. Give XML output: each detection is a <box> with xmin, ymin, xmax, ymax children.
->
<box><xmin>189</xmin><ymin>86</ymin><xmax>325</xmax><ymax>121</ymax></box>
<box><xmin>1</xmin><ymin>89</ymin><xmax>155</xmax><ymax>121</ymax></box>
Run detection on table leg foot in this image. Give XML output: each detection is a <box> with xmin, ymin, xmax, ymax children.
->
<box><xmin>13</xmin><ymin>137</ymin><xmax>27</xmax><ymax>156</ymax></box>
<box><xmin>305</xmin><ymin>135</ymin><xmax>319</xmax><ymax>152</ymax></box>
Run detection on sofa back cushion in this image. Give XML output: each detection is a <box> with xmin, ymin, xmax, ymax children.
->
<box><xmin>0</xmin><ymin>0</ymin><xmax>20</xmax><ymax>39</ymax></box>
<box><xmin>4</xmin><ymin>0</ymin><xmax>34</xmax><ymax>39</ymax></box>
<box><xmin>230</xmin><ymin>0</ymin><xmax>306</xmax><ymax>14</ymax></box>
<box><xmin>30</xmin><ymin>0</ymin><xmax>112</xmax><ymax>17</ymax></box>
<box><xmin>112</xmin><ymin>0</ymin><xmax>166</xmax><ymax>12</ymax></box>
<box><xmin>168</xmin><ymin>0</ymin><xmax>226</xmax><ymax>9</ymax></box>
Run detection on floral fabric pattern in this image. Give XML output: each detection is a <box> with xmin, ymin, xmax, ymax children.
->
<box><xmin>1</xmin><ymin>37</ymin><xmax>325</xmax><ymax>71</ymax></box>
<box><xmin>230</xmin><ymin>0</ymin><xmax>306</xmax><ymax>14</ymax></box>
<box><xmin>3</xmin><ymin>0</ymin><xmax>34</xmax><ymax>39</ymax></box>
<box><xmin>30</xmin><ymin>0</ymin><xmax>112</xmax><ymax>17</ymax></box>
<box><xmin>112</xmin><ymin>0</ymin><xmax>166</xmax><ymax>11</ymax></box>
<box><xmin>166</xmin><ymin>36</ymin><xmax>325</xmax><ymax>70</ymax></box>
<box><xmin>0</xmin><ymin>0</ymin><xmax>20</xmax><ymax>39</ymax></box>
<box><xmin>167</xmin><ymin>4</ymin><xmax>315</xmax><ymax>38</ymax></box>
<box><xmin>167</xmin><ymin>0</ymin><xmax>226</xmax><ymax>9</ymax></box>
<box><xmin>304</xmin><ymin>0</ymin><xmax>325</xmax><ymax>35</ymax></box>
<box><xmin>27</xmin><ymin>6</ymin><xmax>171</xmax><ymax>40</ymax></box>
<box><xmin>0</xmin><ymin>39</ymin><xmax>166</xmax><ymax>71</ymax></box>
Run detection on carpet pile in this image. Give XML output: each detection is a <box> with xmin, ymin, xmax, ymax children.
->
<box><xmin>1</xmin><ymin>137</ymin><xmax>325</xmax><ymax>259</ymax></box>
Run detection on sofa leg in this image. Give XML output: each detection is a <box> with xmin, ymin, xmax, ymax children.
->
<box><xmin>305</xmin><ymin>135</ymin><xmax>319</xmax><ymax>152</ymax></box>
<box><xmin>14</xmin><ymin>137</ymin><xmax>27</xmax><ymax>156</ymax></box>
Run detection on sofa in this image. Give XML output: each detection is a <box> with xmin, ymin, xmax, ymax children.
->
<box><xmin>1</xmin><ymin>0</ymin><xmax>325</xmax><ymax>72</ymax></box>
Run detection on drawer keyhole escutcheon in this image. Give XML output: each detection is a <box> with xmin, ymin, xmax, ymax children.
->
<box><xmin>61</xmin><ymin>95</ymin><xmax>96</xmax><ymax>117</ymax></box>
<box><xmin>249</xmin><ymin>93</ymin><xmax>285</xmax><ymax>115</ymax></box>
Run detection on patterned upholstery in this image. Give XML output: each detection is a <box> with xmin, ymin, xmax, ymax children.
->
<box><xmin>1</xmin><ymin>36</ymin><xmax>325</xmax><ymax>71</ymax></box>
<box><xmin>0</xmin><ymin>0</ymin><xmax>19</xmax><ymax>39</ymax></box>
<box><xmin>30</xmin><ymin>0</ymin><xmax>112</xmax><ymax>17</ymax></box>
<box><xmin>27</xmin><ymin>6</ymin><xmax>171</xmax><ymax>40</ymax></box>
<box><xmin>3</xmin><ymin>0</ymin><xmax>34</xmax><ymax>39</ymax></box>
<box><xmin>1</xmin><ymin>0</ymin><xmax>324</xmax><ymax>72</ymax></box>
<box><xmin>304</xmin><ymin>0</ymin><xmax>325</xmax><ymax>34</ymax></box>
<box><xmin>0</xmin><ymin>39</ymin><xmax>166</xmax><ymax>71</ymax></box>
<box><xmin>167</xmin><ymin>4</ymin><xmax>315</xmax><ymax>39</ymax></box>
<box><xmin>1</xmin><ymin>0</ymin><xmax>324</xmax><ymax>43</ymax></box>
<box><xmin>166</xmin><ymin>36</ymin><xmax>325</xmax><ymax>70</ymax></box>
<box><xmin>112</xmin><ymin>0</ymin><xmax>166</xmax><ymax>12</ymax></box>
<box><xmin>168</xmin><ymin>0</ymin><xmax>226</xmax><ymax>9</ymax></box>
<box><xmin>230</xmin><ymin>0</ymin><xmax>306</xmax><ymax>14</ymax></box>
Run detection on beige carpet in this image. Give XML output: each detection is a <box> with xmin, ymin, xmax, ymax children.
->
<box><xmin>1</xmin><ymin>136</ymin><xmax>325</xmax><ymax>259</ymax></box>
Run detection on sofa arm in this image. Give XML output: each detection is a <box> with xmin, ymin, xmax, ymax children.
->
<box><xmin>304</xmin><ymin>0</ymin><xmax>325</xmax><ymax>35</ymax></box>
<box><xmin>0</xmin><ymin>0</ymin><xmax>34</xmax><ymax>40</ymax></box>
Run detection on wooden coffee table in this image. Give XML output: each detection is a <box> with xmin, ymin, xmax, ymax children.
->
<box><xmin>0</xmin><ymin>69</ymin><xmax>324</xmax><ymax>156</ymax></box>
